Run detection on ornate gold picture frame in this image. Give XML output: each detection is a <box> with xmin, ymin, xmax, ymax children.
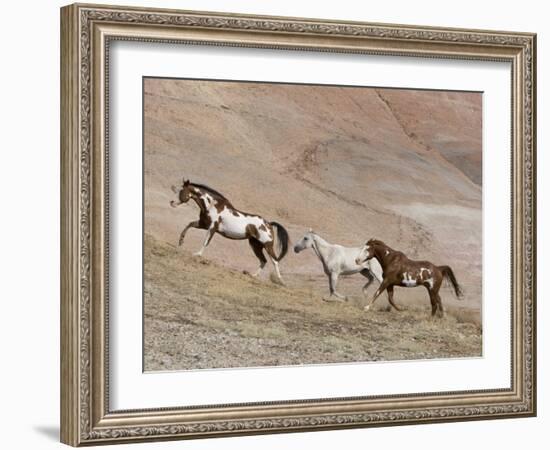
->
<box><xmin>60</xmin><ymin>3</ymin><xmax>536</xmax><ymax>446</ymax></box>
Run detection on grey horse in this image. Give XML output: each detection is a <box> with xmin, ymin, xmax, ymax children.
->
<box><xmin>294</xmin><ymin>230</ymin><xmax>383</xmax><ymax>302</ymax></box>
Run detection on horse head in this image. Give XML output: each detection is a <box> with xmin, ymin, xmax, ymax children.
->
<box><xmin>293</xmin><ymin>229</ymin><xmax>316</xmax><ymax>253</ymax></box>
<box><xmin>170</xmin><ymin>178</ymin><xmax>192</xmax><ymax>207</ymax></box>
<box><xmin>355</xmin><ymin>238</ymin><xmax>378</xmax><ymax>265</ymax></box>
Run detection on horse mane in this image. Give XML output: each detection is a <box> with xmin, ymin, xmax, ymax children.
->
<box><xmin>190</xmin><ymin>182</ymin><xmax>233</xmax><ymax>207</ymax></box>
<box><xmin>368</xmin><ymin>238</ymin><xmax>385</xmax><ymax>246</ymax></box>
<box><xmin>369</xmin><ymin>239</ymin><xmax>394</xmax><ymax>252</ymax></box>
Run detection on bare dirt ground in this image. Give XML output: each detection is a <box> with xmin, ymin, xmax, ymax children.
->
<box><xmin>144</xmin><ymin>235</ymin><xmax>481</xmax><ymax>371</ymax></box>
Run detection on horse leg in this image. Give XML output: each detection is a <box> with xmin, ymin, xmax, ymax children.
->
<box><xmin>324</xmin><ymin>272</ymin><xmax>347</xmax><ymax>302</ymax></box>
<box><xmin>427</xmin><ymin>286</ymin><xmax>444</xmax><ymax>318</ymax></box>
<box><xmin>360</xmin><ymin>269</ymin><xmax>374</xmax><ymax>295</ymax></box>
<box><xmin>178</xmin><ymin>220</ymin><xmax>202</xmax><ymax>246</ymax></box>
<box><xmin>436</xmin><ymin>293</ymin><xmax>444</xmax><ymax>318</ymax></box>
<box><xmin>364</xmin><ymin>280</ymin><xmax>390</xmax><ymax>311</ymax></box>
<box><xmin>264</xmin><ymin>241</ymin><xmax>285</xmax><ymax>285</ymax></box>
<box><xmin>427</xmin><ymin>279</ymin><xmax>444</xmax><ymax>318</ymax></box>
<box><xmin>433</xmin><ymin>285</ymin><xmax>444</xmax><ymax>318</ymax></box>
<box><xmin>386</xmin><ymin>286</ymin><xmax>403</xmax><ymax>311</ymax></box>
<box><xmin>269</xmin><ymin>257</ymin><xmax>284</xmax><ymax>284</ymax></box>
<box><xmin>247</xmin><ymin>239</ymin><xmax>267</xmax><ymax>277</ymax></box>
<box><xmin>194</xmin><ymin>226</ymin><xmax>216</xmax><ymax>257</ymax></box>
<box><xmin>428</xmin><ymin>289</ymin><xmax>438</xmax><ymax>317</ymax></box>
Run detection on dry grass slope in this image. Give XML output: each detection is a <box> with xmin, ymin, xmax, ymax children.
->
<box><xmin>144</xmin><ymin>234</ymin><xmax>481</xmax><ymax>371</ymax></box>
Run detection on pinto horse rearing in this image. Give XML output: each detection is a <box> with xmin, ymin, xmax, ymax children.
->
<box><xmin>355</xmin><ymin>239</ymin><xmax>462</xmax><ymax>317</ymax></box>
<box><xmin>170</xmin><ymin>179</ymin><xmax>289</xmax><ymax>283</ymax></box>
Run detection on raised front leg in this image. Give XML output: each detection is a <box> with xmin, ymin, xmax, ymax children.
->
<box><xmin>194</xmin><ymin>227</ymin><xmax>216</xmax><ymax>257</ymax></box>
<box><xmin>179</xmin><ymin>220</ymin><xmax>200</xmax><ymax>246</ymax></box>
<box><xmin>364</xmin><ymin>279</ymin><xmax>390</xmax><ymax>311</ymax></box>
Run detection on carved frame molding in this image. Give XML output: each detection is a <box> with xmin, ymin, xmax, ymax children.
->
<box><xmin>61</xmin><ymin>3</ymin><xmax>536</xmax><ymax>446</ymax></box>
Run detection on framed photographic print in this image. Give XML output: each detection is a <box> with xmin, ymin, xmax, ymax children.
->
<box><xmin>60</xmin><ymin>3</ymin><xmax>536</xmax><ymax>446</ymax></box>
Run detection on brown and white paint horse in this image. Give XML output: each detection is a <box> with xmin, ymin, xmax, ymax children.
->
<box><xmin>355</xmin><ymin>239</ymin><xmax>462</xmax><ymax>317</ymax></box>
<box><xmin>170</xmin><ymin>179</ymin><xmax>289</xmax><ymax>283</ymax></box>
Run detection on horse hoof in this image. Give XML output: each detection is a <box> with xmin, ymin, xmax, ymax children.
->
<box><xmin>364</xmin><ymin>305</ymin><xmax>371</xmax><ymax>311</ymax></box>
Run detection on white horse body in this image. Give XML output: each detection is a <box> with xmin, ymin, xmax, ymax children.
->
<box><xmin>217</xmin><ymin>208</ymin><xmax>273</xmax><ymax>242</ymax></box>
<box><xmin>189</xmin><ymin>191</ymin><xmax>272</xmax><ymax>242</ymax></box>
<box><xmin>294</xmin><ymin>231</ymin><xmax>383</xmax><ymax>301</ymax></box>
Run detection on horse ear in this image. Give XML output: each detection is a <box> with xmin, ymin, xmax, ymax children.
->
<box><xmin>309</xmin><ymin>227</ymin><xmax>313</xmax><ymax>233</ymax></box>
<box><xmin>183</xmin><ymin>178</ymin><xmax>189</xmax><ymax>186</ymax></box>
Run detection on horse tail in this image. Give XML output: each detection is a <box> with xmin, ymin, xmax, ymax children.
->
<box><xmin>439</xmin><ymin>265</ymin><xmax>463</xmax><ymax>299</ymax></box>
<box><xmin>270</xmin><ymin>222</ymin><xmax>289</xmax><ymax>261</ymax></box>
